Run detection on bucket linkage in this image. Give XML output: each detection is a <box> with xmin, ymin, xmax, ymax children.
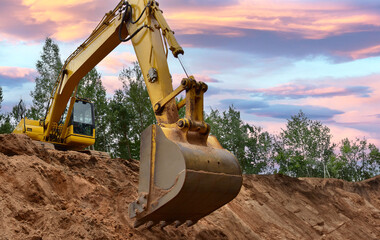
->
<box><xmin>129</xmin><ymin>78</ymin><xmax>243</xmax><ymax>228</ymax></box>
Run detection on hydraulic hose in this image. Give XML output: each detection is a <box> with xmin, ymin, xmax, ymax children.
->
<box><xmin>119</xmin><ymin>1</ymin><xmax>151</xmax><ymax>42</ymax></box>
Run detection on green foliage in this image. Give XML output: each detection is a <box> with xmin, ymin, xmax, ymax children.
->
<box><xmin>176</xmin><ymin>96</ymin><xmax>185</xmax><ymax>119</ymax></box>
<box><xmin>273</xmin><ymin>111</ymin><xmax>335</xmax><ymax>178</ymax></box>
<box><xmin>121</xmin><ymin>63</ymin><xmax>156</xmax><ymax>136</ymax></box>
<box><xmin>0</xmin><ymin>89</ymin><xmax>14</xmax><ymax>133</ymax></box>
<box><xmin>12</xmin><ymin>100</ymin><xmax>26</xmax><ymax>123</ymax></box>
<box><xmin>206</xmin><ymin>107</ymin><xmax>247</xmax><ymax>167</ymax></box>
<box><xmin>0</xmin><ymin>86</ymin><xmax>3</xmax><ymax>111</ymax></box>
<box><xmin>205</xmin><ymin>106</ymin><xmax>273</xmax><ymax>174</ymax></box>
<box><xmin>0</xmin><ymin>114</ymin><xmax>13</xmax><ymax>134</ymax></box>
<box><xmin>29</xmin><ymin>37</ymin><xmax>63</xmax><ymax>119</ymax></box>
<box><xmin>270</xmin><ymin>110</ymin><xmax>379</xmax><ymax>181</ymax></box>
<box><xmin>333</xmin><ymin>138</ymin><xmax>380</xmax><ymax>181</ymax></box>
<box><xmin>245</xmin><ymin>125</ymin><xmax>275</xmax><ymax>174</ymax></box>
<box><xmin>108</xmin><ymin>89</ymin><xmax>133</xmax><ymax>159</ymax></box>
<box><xmin>107</xmin><ymin>62</ymin><xmax>155</xmax><ymax>159</ymax></box>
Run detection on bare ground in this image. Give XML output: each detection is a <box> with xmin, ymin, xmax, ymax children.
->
<box><xmin>0</xmin><ymin>134</ymin><xmax>379</xmax><ymax>239</ymax></box>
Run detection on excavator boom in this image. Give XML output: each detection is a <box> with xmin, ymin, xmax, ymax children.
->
<box><xmin>13</xmin><ymin>0</ymin><xmax>243</xmax><ymax>228</ymax></box>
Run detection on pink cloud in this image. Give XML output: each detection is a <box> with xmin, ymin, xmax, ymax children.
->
<box><xmin>1</xmin><ymin>0</ymin><xmax>379</xmax><ymax>43</ymax></box>
<box><xmin>233</xmin><ymin>74</ymin><xmax>380</xmax><ymax>147</ymax></box>
<box><xmin>258</xmin><ymin>84</ymin><xmax>340</xmax><ymax>96</ymax></box>
<box><xmin>162</xmin><ymin>0</ymin><xmax>380</xmax><ymax>39</ymax></box>
<box><xmin>98</xmin><ymin>52</ymin><xmax>137</xmax><ymax>74</ymax></box>
<box><xmin>247</xmin><ymin>120</ymin><xmax>284</xmax><ymax>135</ymax></box>
<box><xmin>195</xmin><ymin>75</ymin><xmax>220</xmax><ymax>83</ymax></box>
<box><xmin>297</xmin><ymin>75</ymin><xmax>380</xmax><ymax>139</ymax></box>
<box><xmin>171</xmin><ymin>73</ymin><xmax>221</xmax><ymax>88</ymax></box>
<box><xmin>101</xmin><ymin>75</ymin><xmax>122</xmax><ymax>94</ymax></box>
<box><xmin>0</xmin><ymin>0</ymin><xmax>115</xmax><ymax>41</ymax></box>
<box><xmin>336</xmin><ymin>44</ymin><xmax>380</xmax><ymax>60</ymax></box>
<box><xmin>329</xmin><ymin>125</ymin><xmax>380</xmax><ymax>147</ymax></box>
<box><xmin>250</xmin><ymin>82</ymin><xmax>369</xmax><ymax>99</ymax></box>
<box><xmin>304</xmin><ymin>74</ymin><xmax>380</xmax><ymax>108</ymax></box>
<box><xmin>0</xmin><ymin>0</ymin><xmax>55</xmax><ymax>41</ymax></box>
<box><xmin>0</xmin><ymin>66</ymin><xmax>36</xmax><ymax>80</ymax></box>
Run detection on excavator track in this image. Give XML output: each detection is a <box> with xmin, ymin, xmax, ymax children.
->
<box><xmin>32</xmin><ymin>140</ymin><xmax>110</xmax><ymax>158</ymax></box>
<box><xmin>78</xmin><ymin>150</ymin><xmax>111</xmax><ymax>158</ymax></box>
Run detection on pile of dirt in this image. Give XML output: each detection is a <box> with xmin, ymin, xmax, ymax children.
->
<box><xmin>0</xmin><ymin>133</ymin><xmax>379</xmax><ymax>239</ymax></box>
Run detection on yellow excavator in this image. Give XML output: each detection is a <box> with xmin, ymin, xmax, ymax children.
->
<box><xmin>13</xmin><ymin>0</ymin><xmax>242</xmax><ymax>228</ymax></box>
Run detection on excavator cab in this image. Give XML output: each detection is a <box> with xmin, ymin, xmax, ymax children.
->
<box><xmin>64</xmin><ymin>99</ymin><xmax>95</xmax><ymax>149</ymax></box>
<box><xmin>71</xmin><ymin>100</ymin><xmax>95</xmax><ymax>137</ymax></box>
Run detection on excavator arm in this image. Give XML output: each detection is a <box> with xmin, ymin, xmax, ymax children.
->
<box><xmin>47</xmin><ymin>0</ymin><xmax>184</xmax><ymax>127</ymax></box>
<box><xmin>14</xmin><ymin>0</ymin><xmax>242</xmax><ymax>228</ymax></box>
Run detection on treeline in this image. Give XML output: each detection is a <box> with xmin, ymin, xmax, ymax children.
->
<box><xmin>206</xmin><ymin>107</ymin><xmax>380</xmax><ymax>181</ymax></box>
<box><xmin>0</xmin><ymin>38</ymin><xmax>379</xmax><ymax>181</ymax></box>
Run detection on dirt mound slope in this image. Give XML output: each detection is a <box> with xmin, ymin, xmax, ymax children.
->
<box><xmin>0</xmin><ymin>133</ymin><xmax>379</xmax><ymax>240</ymax></box>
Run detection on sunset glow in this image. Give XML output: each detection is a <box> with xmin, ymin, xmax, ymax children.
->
<box><xmin>1</xmin><ymin>0</ymin><xmax>380</xmax><ymax>146</ymax></box>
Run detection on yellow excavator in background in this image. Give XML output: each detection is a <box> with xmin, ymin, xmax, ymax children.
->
<box><xmin>13</xmin><ymin>0</ymin><xmax>242</xmax><ymax>228</ymax></box>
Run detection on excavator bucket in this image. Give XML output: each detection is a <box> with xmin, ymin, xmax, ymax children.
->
<box><xmin>129</xmin><ymin>124</ymin><xmax>242</xmax><ymax>228</ymax></box>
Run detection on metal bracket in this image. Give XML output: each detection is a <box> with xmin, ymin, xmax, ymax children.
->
<box><xmin>147</xmin><ymin>67</ymin><xmax>158</xmax><ymax>83</ymax></box>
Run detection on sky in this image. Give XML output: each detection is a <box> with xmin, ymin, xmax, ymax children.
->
<box><xmin>0</xmin><ymin>0</ymin><xmax>380</xmax><ymax>146</ymax></box>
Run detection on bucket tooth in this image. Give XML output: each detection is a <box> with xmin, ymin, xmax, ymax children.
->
<box><xmin>174</xmin><ymin>220</ymin><xmax>183</xmax><ymax>228</ymax></box>
<box><xmin>159</xmin><ymin>221</ymin><xmax>170</xmax><ymax>229</ymax></box>
<box><xmin>146</xmin><ymin>221</ymin><xmax>155</xmax><ymax>229</ymax></box>
<box><xmin>186</xmin><ymin>220</ymin><xmax>196</xmax><ymax>227</ymax></box>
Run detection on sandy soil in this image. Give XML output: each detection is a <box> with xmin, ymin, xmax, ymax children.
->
<box><xmin>0</xmin><ymin>134</ymin><xmax>379</xmax><ymax>239</ymax></box>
